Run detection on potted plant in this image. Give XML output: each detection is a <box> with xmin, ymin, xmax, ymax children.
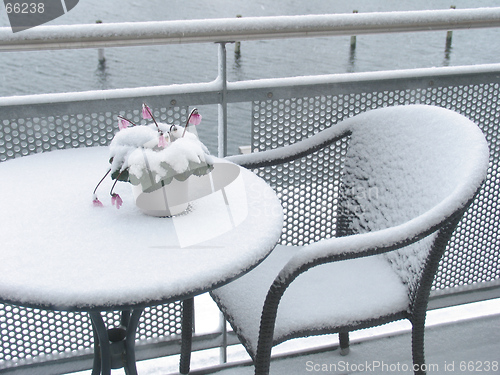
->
<box><xmin>93</xmin><ymin>104</ymin><xmax>214</xmax><ymax>216</ymax></box>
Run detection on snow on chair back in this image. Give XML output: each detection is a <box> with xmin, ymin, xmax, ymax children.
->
<box><xmin>336</xmin><ymin>105</ymin><xmax>489</xmax><ymax>298</ymax></box>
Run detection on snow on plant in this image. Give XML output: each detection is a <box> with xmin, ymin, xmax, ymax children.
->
<box><xmin>93</xmin><ymin>104</ymin><xmax>212</xmax><ymax>208</ymax></box>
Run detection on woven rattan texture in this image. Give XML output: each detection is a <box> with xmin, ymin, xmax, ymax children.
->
<box><xmin>251</xmin><ymin>84</ymin><xmax>499</xmax><ymax>291</ymax></box>
<box><xmin>0</xmin><ymin>106</ymin><xmax>187</xmax><ymax>369</ymax></box>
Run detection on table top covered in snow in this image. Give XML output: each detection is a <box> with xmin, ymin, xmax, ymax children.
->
<box><xmin>0</xmin><ymin>147</ymin><xmax>283</xmax><ymax>311</ymax></box>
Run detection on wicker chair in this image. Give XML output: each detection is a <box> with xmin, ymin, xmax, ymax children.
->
<box><xmin>211</xmin><ymin>105</ymin><xmax>489</xmax><ymax>375</ymax></box>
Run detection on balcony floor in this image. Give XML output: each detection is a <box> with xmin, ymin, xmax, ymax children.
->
<box><xmin>206</xmin><ymin>313</ymin><xmax>500</xmax><ymax>374</ymax></box>
<box><xmin>67</xmin><ymin>299</ymin><xmax>499</xmax><ymax>375</ymax></box>
<box><xmin>130</xmin><ymin>298</ymin><xmax>500</xmax><ymax>375</ymax></box>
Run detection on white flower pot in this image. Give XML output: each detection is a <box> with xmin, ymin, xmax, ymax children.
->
<box><xmin>132</xmin><ymin>177</ymin><xmax>190</xmax><ymax>217</ymax></box>
<box><xmin>131</xmin><ymin>161</ymin><xmax>241</xmax><ymax>217</ymax></box>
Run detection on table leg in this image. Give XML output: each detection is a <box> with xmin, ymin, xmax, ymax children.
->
<box><xmin>179</xmin><ymin>297</ymin><xmax>194</xmax><ymax>374</ymax></box>
<box><xmin>90</xmin><ymin>312</ymin><xmax>112</xmax><ymax>375</ymax></box>
<box><xmin>124</xmin><ymin>309</ymin><xmax>143</xmax><ymax>375</ymax></box>
<box><xmin>91</xmin><ymin>318</ymin><xmax>102</xmax><ymax>375</ymax></box>
<box><xmin>89</xmin><ymin>308</ymin><xmax>144</xmax><ymax>375</ymax></box>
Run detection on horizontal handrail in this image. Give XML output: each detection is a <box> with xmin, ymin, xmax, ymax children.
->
<box><xmin>1</xmin><ymin>63</ymin><xmax>500</xmax><ymax>109</ymax></box>
<box><xmin>0</xmin><ymin>7</ymin><xmax>500</xmax><ymax>52</ymax></box>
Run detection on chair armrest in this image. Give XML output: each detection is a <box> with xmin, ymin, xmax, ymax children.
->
<box><xmin>226</xmin><ymin>123</ymin><xmax>351</xmax><ymax>168</ymax></box>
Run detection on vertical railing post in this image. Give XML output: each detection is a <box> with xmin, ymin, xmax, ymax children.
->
<box><xmin>217</xmin><ymin>42</ymin><xmax>228</xmax><ymax>157</ymax></box>
<box><xmin>216</xmin><ymin>43</ymin><xmax>229</xmax><ymax>363</ymax></box>
<box><xmin>219</xmin><ymin>311</ymin><xmax>228</xmax><ymax>364</ymax></box>
<box><xmin>215</xmin><ymin>36</ymin><xmax>230</xmax><ymax>352</ymax></box>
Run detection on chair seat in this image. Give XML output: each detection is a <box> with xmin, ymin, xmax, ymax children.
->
<box><xmin>211</xmin><ymin>244</ymin><xmax>409</xmax><ymax>356</ymax></box>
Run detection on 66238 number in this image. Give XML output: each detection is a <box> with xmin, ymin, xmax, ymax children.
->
<box><xmin>460</xmin><ymin>361</ymin><xmax>499</xmax><ymax>372</ymax></box>
<box><xmin>5</xmin><ymin>3</ymin><xmax>45</xmax><ymax>14</ymax></box>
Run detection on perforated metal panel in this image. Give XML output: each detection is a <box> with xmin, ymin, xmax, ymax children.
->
<box><xmin>252</xmin><ymin>98</ymin><xmax>350</xmax><ymax>245</ymax></box>
<box><xmin>0</xmin><ymin>303</ymin><xmax>183</xmax><ymax>368</ymax></box>
<box><xmin>252</xmin><ymin>81</ymin><xmax>500</xmax><ymax>291</ymax></box>
<box><xmin>0</xmin><ymin>104</ymin><xmax>188</xmax><ymax>371</ymax></box>
<box><xmin>0</xmin><ymin>106</ymin><xmax>188</xmax><ymax>162</ymax></box>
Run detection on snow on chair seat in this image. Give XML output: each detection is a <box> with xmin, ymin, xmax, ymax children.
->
<box><xmin>212</xmin><ymin>244</ymin><xmax>409</xmax><ymax>356</ymax></box>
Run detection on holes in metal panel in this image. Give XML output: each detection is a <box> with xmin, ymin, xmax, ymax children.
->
<box><xmin>0</xmin><ymin>302</ymin><xmax>183</xmax><ymax>368</ymax></box>
<box><xmin>0</xmin><ymin>106</ymin><xmax>188</xmax><ymax>162</ymax></box>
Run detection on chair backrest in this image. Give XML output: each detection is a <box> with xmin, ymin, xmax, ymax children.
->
<box><xmin>336</xmin><ymin>105</ymin><xmax>489</xmax><ymax>299</ymax></box>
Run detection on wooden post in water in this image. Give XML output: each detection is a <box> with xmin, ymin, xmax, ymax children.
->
<box><xmin>446</xmin><ymin>6</ymin><xmax>456</xmax><ymax>48</ymax></box>
<box><xmin>96</xmin><ymin>20</ymin><xmax>106</xmax><ymax>65</ymax></box>
<box><xmin>350</xmin><ymin>10</ymin><xmax>358</xmax><ymax>50</ymax></box>
<box><xmin>235</xmin><ymin>15</ymin><xmax>242</xmax><ymax>58</ymax></box>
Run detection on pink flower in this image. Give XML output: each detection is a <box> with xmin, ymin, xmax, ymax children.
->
<box><xmin>93</xmin><ymin>194</ymin><xmax>104</xmax><ymax>207</ymax></box>
<box><xmin>158</xmin><ymin>133</ymin><xmax>168</xmax><ymax>148</ymax></box>
<box><xmin>142</xmin><ymin>104</ymin><xmax>152</xmax><ymax>119</ymax></box>
<box><xmin>111</xmin><ymin>193</ymin><xmax>123</xmax><ymax>209</ymax></box>
<box><xmin>189</xmin><ymin>113</ymin><xmax>202</xmax><ymax>125</ymax></box>
<box><xmin>118</xmin><ymin>118</ymin><xmax>130</xmax><ymax>130</ymax></box>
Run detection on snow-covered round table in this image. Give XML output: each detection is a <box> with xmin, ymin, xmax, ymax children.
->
<box><xmin>0</xmin><ymin>147</ymin><xmax>283</xmax><ymax>374</ymax></box>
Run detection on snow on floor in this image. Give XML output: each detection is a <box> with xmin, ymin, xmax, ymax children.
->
<box><xmin>210</xmin><ymin>312</ymin><xmax>500</xmax><ymax>375</ymax></box>
<box><xmin>67</xmin><ymin>297</ymin><xmax>500</xmax><ymax>375</ymax></box>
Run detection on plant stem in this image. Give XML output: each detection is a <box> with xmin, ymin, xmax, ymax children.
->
<box><xmin>117</xmin><ymin>115</ymin><xmax>138</xmax><ymax>126</ymax></box>
<box><xmin>182</xmin><ymin>108</ymin><xmax>199</xmax><ymax>137</ymax></box>
<box><xmin>144</xmin><ymin>104</ymin><xmax>162</xmax><ymax>134</ymax></box>
<box><xmin>109</xmin><ymin>169</ymin><xmax>126</xmax><ymax>196</ymax></box>
<box><xmin>93</xmin><ymin>168</ymin><xmax>111</xmax><ymax>195</ymax></box>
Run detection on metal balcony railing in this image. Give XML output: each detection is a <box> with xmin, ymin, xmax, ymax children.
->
<box><xmin>0</xmin><ymin>8</ymin><xmax>499</xmax><ymax>374</ymax></box>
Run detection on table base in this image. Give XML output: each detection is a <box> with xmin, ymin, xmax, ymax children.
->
<box><xmin>90</xmin><ymin>309</ymin><xmax>143</xmax><ymax>375</ymax></box>
<box><xmin>88</xmin><ymin>299</ymin><xmax>194</xmax><ymax>375</ymax></box>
